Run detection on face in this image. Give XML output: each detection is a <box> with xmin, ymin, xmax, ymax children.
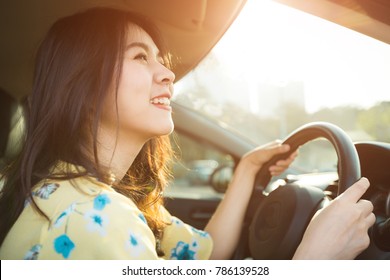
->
<box><xmin>101</xmin><ymin>24</ymin><xmax>175</xmax><ymax>144</ymax></box>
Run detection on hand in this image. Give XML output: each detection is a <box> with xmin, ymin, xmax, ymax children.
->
<box><xmin>207</xmin><ymin>140</ymin><xmax>297</xmax><ymax>259</ymax></box>
<box><xmin>238</xmin><ymin>140</ymin><xmax>298</xmax><ymax>176</ymax></box>
<box><xmin>293</xmin><ymin>177</ymin><xmax>375</xmax><ymax>259</ymax></box>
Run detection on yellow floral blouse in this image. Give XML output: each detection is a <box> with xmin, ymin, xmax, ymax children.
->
<box><xmin>0</xmin><ymin>171</ymin><xmax>213</xmax><ymax>260</ymax></box>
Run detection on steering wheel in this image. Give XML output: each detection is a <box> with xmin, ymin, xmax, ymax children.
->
<box><xmin>246</xmin><ymin>122</ymin><xmax>361</xmax><ymax>259</ymax></box>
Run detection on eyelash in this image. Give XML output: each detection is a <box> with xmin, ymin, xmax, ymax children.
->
<box><xmin>134</xmin><ymin>53</ymin><xmax>148</xmax><ymax>62</ymax></box>
<box><xmin>133</xmin><ymin>52</ymin><xmax>166</xmax><ymax>67</ymax></box>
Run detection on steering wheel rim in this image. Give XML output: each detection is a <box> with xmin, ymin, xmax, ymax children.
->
<box><xmin>246</xmin><ymin>122</ymin><xmax>361</xmax><ymax>259</ymax></box>
<box><xmin>256</xmin><ymin>122</ymin><xmax>361</xmax><ymax>193</ymax></box>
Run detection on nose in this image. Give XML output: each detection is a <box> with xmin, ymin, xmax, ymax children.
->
<box><xmin>155</xmin><ymin>63</ymin><xmax>175</xmax><ymax>85</ymax></box>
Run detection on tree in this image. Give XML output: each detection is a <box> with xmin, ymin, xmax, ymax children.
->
<box><xmin>358</xmin><ymin>102</ymin><xmax>390</xmax><ymax>142</ymax></box>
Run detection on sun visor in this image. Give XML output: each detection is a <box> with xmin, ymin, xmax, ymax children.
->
<box><xmin>125</xmin><ymin>0</ymin><xmax>207</xmax><ymax>31</ymax></box>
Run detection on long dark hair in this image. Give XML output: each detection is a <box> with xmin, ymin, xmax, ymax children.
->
<box><xmin>0</xmin><ymin>7</ymin><xmax>173</xmax><ymax>248</ymax></box>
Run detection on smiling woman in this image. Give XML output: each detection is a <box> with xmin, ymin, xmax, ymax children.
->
<box><xmin>0</xmin><ymin>7</ymin><xmax>203</xmax><ymax>260</ymax></box>
<box><xmin>0</xmin><ymin>2</ymin><xmax>378</xmax><ymax>262</ymax></box>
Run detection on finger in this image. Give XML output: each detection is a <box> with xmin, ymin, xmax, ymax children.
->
<box><xmin>269</xmin><ymin>158</ymin><xmax>291</xmax><ymax>169</ymax></box>
<box><xmin>289</xmin><ymin>150</ymin><xmax>299</xmax><ymax>159</ymax></box>
<box><xmin>271</xmin><ymin>157</ymin><xmax>295</xmax><ymax>169</ymax></box>
<box><xmin>269</xmin><ymin>164</ymin><xmax>288</xmax><ymax>174</ymax></box>
<box><xmin>268</xmin><ymin>164</ymin><xmax>290</xmax><ymax>172</ymax></box>
<box><xmin>277</xmin><ymin>157</ymin><xmax>295</xmax><ymax>167</ymax></box>
<box><xmin>269</xmin><ymin>151</ymin><xmax>297</xmax><ymax>174</ymax></box>
<box><xmin>356</xmin><ymin>203</ymin><xmax>376</xmax><ymax>229</ymax></box>
<box><xmin>270</xmin><ymin>171</ymin><xmax>287</xmax><ymax>177</ymax></box>
<box><xmin>260</xmin><ymin>139</ymin><xmax>283</xmax><ymax>149</ymax></box>
<box><xmin>265</xmin><ymin>143</ymin><xmax>290</xmax><ymax>153</ymax></box>
<box><xmin>270</xmin><ymin>162</ymin><xmax>288</xmax><ymax>170</ymax></box>
<box><xmin>269</xmin><ymin>164</ymin><xmax>292</xmax><ymax>175</ymax></box>
<box><xmin>337</xmin><ymin>177</ymin><xmax>370</xmax><ymax>203</ymax></box>
<box><xmin>356</xmin><ymin>199</ymin><xmax>374</xmax><ymax>217</ymax></box>
<box><xmin>269</xmin><ymin>168</ymin><xmax>285</xmax><ymax>176</ymax></box>
<box><xmin>246</xmin><ymin>141</ymin><xmax>288</xmax><ymax>157</ymax></box>
<box><xmin>274</xmin><ymin>149</ymin><xmax>298</xmax><ymax>164</ymax></box>
<box><xmin>366</xmin><ymin>212</ymin><xmax>376</xmax><ymax>228</ymax></box>
<box><xmin>271</xmin><ymin>143</ymin><xmax>290</xmax><ymax>155</ymax></box>
<box><xmin>257</xmin><ymin>143</ymin><xmax>291</xmax><ymax>162</ymax></box>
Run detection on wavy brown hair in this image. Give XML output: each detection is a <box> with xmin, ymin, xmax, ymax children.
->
<box><xmin>0</xmin><ymin>7</ymin><xmax>173</xmax><ymax>253</ymax></box>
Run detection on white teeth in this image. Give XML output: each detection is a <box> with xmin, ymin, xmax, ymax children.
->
<box><xmin>150</xmin><ymin>97</ymin><xmax>170</xmax><ymax>106</ymax></box>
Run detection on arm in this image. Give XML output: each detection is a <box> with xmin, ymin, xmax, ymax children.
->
<box><xmin>205</xmin><ymin>141</ymin><xmax>296</xmax><ymax>259</ymax></box>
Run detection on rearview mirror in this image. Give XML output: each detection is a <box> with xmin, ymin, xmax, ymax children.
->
<box><xmin>210</xmin><ymin>165</ymin><xmax>233</xmax><ymax>193</ymax></box>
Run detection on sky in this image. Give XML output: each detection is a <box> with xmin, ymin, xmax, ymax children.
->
<box><xmin>212</xmin><ymin>0</ymin><xmax>390</xmax><ymax>113</ymax></box>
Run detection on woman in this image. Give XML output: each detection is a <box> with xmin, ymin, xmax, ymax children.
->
<box><xmin>0</xmin><ymin>7</ymin><xmax>374</xmax><ymax>260</ymax></box>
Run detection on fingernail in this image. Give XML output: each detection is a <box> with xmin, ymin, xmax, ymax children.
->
<box><xmin>357</xmin><ymin>177</ymin><xmax>370</xmax><ymax>189</ymax></box>
<box><xmin>361</xmin><ymin>177</ymin><xmax>369</xmax><ymax>184</ymax></box>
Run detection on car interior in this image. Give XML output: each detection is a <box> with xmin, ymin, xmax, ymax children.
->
<box><xmin>1</xmin><ymin>0</ymin><xmax>390</xmax><ymax>260</ymax></box>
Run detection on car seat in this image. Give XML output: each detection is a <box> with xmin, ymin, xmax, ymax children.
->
<box><xmin>0</xmin><ymin>88</ymin><xmax>24</xmax><ymax>170</ymax></box>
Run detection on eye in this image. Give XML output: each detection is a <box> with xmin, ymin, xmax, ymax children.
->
<box><xmin>134</xmin><ymin>53</ymin><xmax>148</xmax><ymax>62</ymax></box>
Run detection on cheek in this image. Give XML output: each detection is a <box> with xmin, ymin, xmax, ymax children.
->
<box><xmin>116</xmin><ymin>69</ymin><xmax>152</xmax><ymax>124</ymax></box>
<box><xmin>117</xmin><ymin>65</ymin><xmax>151</xmax><ymax>108</ymax></box>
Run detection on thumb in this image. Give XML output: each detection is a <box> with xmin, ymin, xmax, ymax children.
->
<box><xmin>336</xmin><ymin>177</ymin><xmax>370</xmax><ymax>203</ymax></box>
<box><xmin>259</xmin><ymin>143</ymin><xmax>290</xmax><ymax>162</ymax></box>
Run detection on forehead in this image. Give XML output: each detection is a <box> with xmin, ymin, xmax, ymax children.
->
<box><xmin>125</xmin><ymin>24</ymin><xmax>159</xmax><ymax>53</ymax></box>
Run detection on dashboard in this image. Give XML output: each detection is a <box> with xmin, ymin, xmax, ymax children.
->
<box><xmin>355</xmin><ymin>141</ymin><xmax>390</xmax><ymax>259</ymax></box>
<box><xmin>357</xmin><ymin>142</ymin><xmax>390</xmax><ymax>218</ymax></box>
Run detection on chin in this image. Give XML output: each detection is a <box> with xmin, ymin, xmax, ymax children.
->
<box><xmin>151</xmin><ymin>121</ymin><xmax>174</xmax><ymax>137</ymax></box>
<box><xmin>160</xmin><ymin>123</ymin><xmax>175</xmax><ymax>136</ymax></box>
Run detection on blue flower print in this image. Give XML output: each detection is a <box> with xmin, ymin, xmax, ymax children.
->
<box><xmin>191</xmin><ymin>227</ymin><xmax>210</xmax><ymax>238</ymax></box>
<box><xmin>24</xmin><ymin>183</ymin><xmax>60</xmax><ymax>208</ymax></box>
<box><xmin>138</xmin><ymin>213</ymin><xmax>147</xmax><ymax>224</ymax></box>
<box><xmin>84</xmin><ymin>210</ymin><xmax>108</xmax><ymax>236</ymax></box>
<box><xmin>54</xmin><ymin>234</ymin><xmax>75</xmax><ymax>259</ymax></box>
<box><xmin>125</xmin><ymin>231</ymin><xmax>145</xmax><ymax>257</ymax></box>
<box><xmin>24</xmin><ymin>244</ymin><xmax>42</xmax><ymax>260</ymax></box>
<box><xmin>171</xmin><ymin>217</ymin><xmax>183</xmax><ymax>227</ymax></box>
<box><xmin>130</xmin><ymin>234</ymin><xmax>138</xmax><ymax>246</ymax></box>
<box><xmin>93</xmin><ymin>194</ymin><xmax>111</xmax><ymax>210</ymax></box>
<box><xmin>24</xmin><ymin>197</ymin><xmax>32</xmax><ymax>208</ymax></box>
<box><xmin>53</xmin><ymin>203</ymin><xmax>76</xmax><ymax>228</ymax></box>
<box><xmin>33</xmin><ymin>183</ymin><xmax>60</xmax><ymax>199</ymax></box>
<box><xmin>171</xmin><ymin>241</ymin><xmax>196</xmax><ymax>260</ymax></box>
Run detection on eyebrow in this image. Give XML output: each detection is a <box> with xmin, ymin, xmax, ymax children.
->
<box><xmin>126</xmin><ymin>42</ymin><xmax>150</xmax><ymax>51</ymax></box>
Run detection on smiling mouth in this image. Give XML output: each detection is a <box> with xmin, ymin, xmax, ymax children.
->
<box><xmin>150</xmin><ymin>97</ymin><xmax>171</xmax><ymax>106</ymax></box>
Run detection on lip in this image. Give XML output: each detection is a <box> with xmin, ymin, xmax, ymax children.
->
<box><xmin>150</xmin><ymin>93</ymin><xmax>172</xmax><ymax>111</ymax></box>
<box><xmin>151</xmin><ymin>93</ymin><xmax>171</xmax><ymax>100</ymax></box>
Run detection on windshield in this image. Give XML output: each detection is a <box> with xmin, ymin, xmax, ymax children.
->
<box><xmin>173</xmin><ymin>0</ymin><xmax>390</xmax><ymax>172</ymax></box>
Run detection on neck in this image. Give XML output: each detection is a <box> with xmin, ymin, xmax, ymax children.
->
<box><xmin>96</xmin><ymin>125</ymin><xmax>148</xmax><ymax>181</ymax></box>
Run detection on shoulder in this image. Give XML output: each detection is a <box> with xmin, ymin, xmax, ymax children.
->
<box><xmin>32</xmin><ymin>177</ymin><xmax>159</xmax><ymax>259</ymax></box>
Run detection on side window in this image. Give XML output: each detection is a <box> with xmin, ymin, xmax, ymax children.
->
<box><xmin>166</xmin><ymin>132</ymin><xmax>234</xmax><ymax>199</ymax></box>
